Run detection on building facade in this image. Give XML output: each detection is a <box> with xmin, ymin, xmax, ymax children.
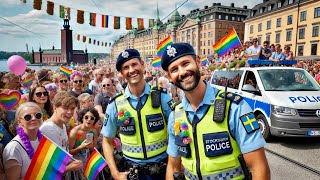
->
<box><xmin>111</xmin><ymin>3</ymin><xmax>250</xmax><ymax>59</ymax></box>
<box><xmin>244</xmin><ymin>0</ymin><xmax>320</xmax><ymax>59</ymax></box>
<box><xmin>32</xmin><ymin>19</ymin><xmax>88</xmax><ymax>64</ymax></box>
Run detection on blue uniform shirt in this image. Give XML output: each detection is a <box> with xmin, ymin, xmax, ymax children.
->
<box><xmin>101</xmin><ymin>82</ymin><xmax>173</xmax><ymax>164</ymax></box>
<box><xmin>167</xmin><ymin>83</ymin><xmax>266</xmax><ymax>157</ymax></box>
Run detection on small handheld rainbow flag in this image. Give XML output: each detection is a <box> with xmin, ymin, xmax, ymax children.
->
<box><xmin>201</xmin><ymin>56</ymin><xmax>208</xmax><ymax>66</ymax></box>
<box><xmin>156</xmin><ymin>36</ymin><xmax>173</xmax><ymax>58</ymax></box>
<box><xmin>84</xmin><ymin>148</ymin><xmax>108</xmax><ymax>180</ymax></box>
<box><xmin>152</xmin><ymin>57</ymin><xmax>161</xmax><ymax>68</ymax></box>
<box><xmin>213</xmin><ymin>28</ymin><xmax>241</xmax><ymax>56</ymax></box>
<box><xmin>60</xmin><ymin>65</ymin><xmax>72</xmax><ymax>76</ymax></box>
<box><xmin>24</xmin><ymin>135</ymin><xmax>72</xmax><ymax>180</ymax></box>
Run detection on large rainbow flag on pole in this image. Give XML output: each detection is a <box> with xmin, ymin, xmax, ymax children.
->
<box><xmin>60</xmin><ymin>65</ymin><xmax>72</xmax><ymax>76</ymax></box>
<box><xmin>152</xmin><ymin>57</ymin><xmax>161</xmax><ymax>68</ymax></box>
<box><xmin>24</xmin><ymin>135</ymin><xmax>72</xmax><ymax>180</ymax></box>
<box><xmin>213</xmin><ymin>28</ymin><xmax>242</xmax><ymax>56</ymax></box>
<box><xmin>84</xmin><ymin>148</ymin><xmax>108</xmax><ymax>180</ymax></box>
<box><xmin>156</xmin><ymin>36</ymin><xmax>173</xmax><ymax>58</ymax></box>
<box><xmin>201</xmin><ymin>56</ymin><xmax>208</xmax><ymax>66</ymax></box>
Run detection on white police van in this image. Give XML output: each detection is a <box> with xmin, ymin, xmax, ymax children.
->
<box><xmin>210</xmin><ymin>66</ymin><xmax>320</xmax><ymax>140</ymax></box>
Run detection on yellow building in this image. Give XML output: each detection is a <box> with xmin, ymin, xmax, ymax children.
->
<box><xmin>244</xmin><ymin>0</ymin><xmax>320</xmax><ymax>59</ymax></box>
<box><xmin>111</xmin><ymin>3</ymin><xmax>250</xmax><ymax>59</ymax></box>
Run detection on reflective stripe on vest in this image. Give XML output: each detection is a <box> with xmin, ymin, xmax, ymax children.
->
<box><xmin>184</xmin><ymin>166</ymin><xmax>244</xmax><ymax>180</ymax></box>
<box><xmin>175</xmin><ymin>90</ymin><xmax>244</xmax><ymax>180</ymax></box>
<box><xmin>115</xmin><ymin>91</ymin><xmax>168</xmax><ymax>159</ymax></box>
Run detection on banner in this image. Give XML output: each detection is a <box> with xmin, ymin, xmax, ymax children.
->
<box><xmin>46</xmin><ymin>1</ymin><xmax>54</xmax><ymax>15</ymax></box>
<box><xmin>137</xmin><ymin>18</ymin><xmax>144</xmax><ymax>30</ymax></box>
<box><xmin>77</xmin><ymin>10</ymin><xmax>84</xmax><ymax>24</ymax></box>
<box><xmin>33</xmin><ymin>0</ymin><xmax>42</xmax><ymax>10</ymax></box>
<box><xmin>102</xmin><ymin>15</ymin><xmax>108</xmax><ymax>28</ymax></box>
<box><xmin>126</xmin><ymin>17</ymin><xmax>132</xmax><ymax>30</ymax></box>
<box><xmin>114</xmin><ymin>16</ymin><xmax>120</xmax><ymax>29</ymax></box>
<box><xmin>149</xmin><ymin>19</ymin><xmax>154</xmax><ymax>28</ymax></box>
<box><xmin>90</xmin><ymin>13</ymin><xmax>96</xmax><ymax>26</ymax></box>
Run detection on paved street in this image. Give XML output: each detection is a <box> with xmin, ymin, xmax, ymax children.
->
<box><xmin>265</xmin><ymin>137</ymin><xmax>320</xmax><ymax>179</ymax></box>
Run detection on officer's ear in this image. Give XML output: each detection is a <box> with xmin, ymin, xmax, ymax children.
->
<box><xmin>195</xmin><ymin>55</ymin><xmax>201</xmax><ymax>66</ymax></box>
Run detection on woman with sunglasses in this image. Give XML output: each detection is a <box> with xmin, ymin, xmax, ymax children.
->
<box><xmin>29</xmin><ymin>85</ymin><xmax>53</xmax><ymax>121</ymax></box>
<box><xmin>68</xmin><ymin>108</ymin><xmax>99</xmax><ymax>175</ymax></box>
<box><xmin>2</xmin><ymin>102</ymin><xmax>43</xmax><ymax>180</ymax></box>
<box><xmin>55</xmin><ymin>72</ymin><xmax>69</xmax><ymax>92</ymax></box>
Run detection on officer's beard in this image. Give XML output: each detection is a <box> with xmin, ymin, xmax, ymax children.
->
<box><xmin>173</xmin><ymin>67</ymin><xmax>201</xmax><ymax>92</ymax></box>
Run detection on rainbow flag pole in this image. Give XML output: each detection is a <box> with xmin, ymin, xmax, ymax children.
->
<box><xmin>84</xmin><ymin>148</ymin><xmax>108</xmax><ymax>180</ymax></box>
<box><xmin>212</xmin><ymin>27</ymin><xmax>242</xmax><ymax>57</ymax></box>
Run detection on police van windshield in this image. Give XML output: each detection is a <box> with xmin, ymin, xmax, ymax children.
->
<box><xmin>258</xmin><ymin>69</ymin><xmax>320</xmax><ymax>91</ymax></box>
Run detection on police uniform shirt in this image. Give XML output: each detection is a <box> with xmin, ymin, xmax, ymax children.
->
<box><xmin>101</xmin><ymin>82</ymin><xmax>173</xmax><ymax>164</ymax></box>
<box><xmin>167</xmin><ymin>83</ymin><xmax>266</xmax><ymax>157</ymax></box>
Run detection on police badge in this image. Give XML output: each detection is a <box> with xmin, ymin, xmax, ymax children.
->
<box><xmin>121</xmin><ymin>51</ymin><xmax>129</xmax><ymax>58</ymax></box>
<box><xmin>167</xmin><ymin>45</ymin><xmax>177</xmax><ymax>57</ymax></box>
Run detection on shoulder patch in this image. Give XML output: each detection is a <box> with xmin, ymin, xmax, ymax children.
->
<box><xmin>152</xmin><ymin>86</ymin><xmax>167</xmax><ymax>93</ymax></box>
<box><xmin>110</xmin><ymin>92</ymin><xmax>123</xmax><ymax>103</ymax></box>
<box><xmin>167</xmin><ymin>99</ymin><xmax>176</xmax><ymax>111</ymax></box>
<box><xmin>103</xmin><ymin>114</ymin><xmax>109</xmax><ymax>126</ymax></box>
<box><xmin>239</xmin><ymin>112</ymin><xmax>260</xmax><ymax>134</ymax></box>
<box><xmin>219</xmin><ymin>92</ymin><xmax>243</xmax><ymax>104</ymax></box>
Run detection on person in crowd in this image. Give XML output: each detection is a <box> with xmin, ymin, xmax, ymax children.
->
<box><xmin>2</xmin><ymin>102</ymin><xmax>43</xmax><ymax>180</ymax></box>
<box><xmin>269</xmin><ymin>44</ymin><xmax>285</xmax><ymax>62</ymax></box>
<box><xmin>160</xmin><ymin>43</ymin><xmax>270</xmax><ymax>180</ymax></box>
<box><xmin>88</xmin><ymin>69</ymin><xmax>104</xmax><ymax>95</ymax></box>
<box><xmin>45</xmin><ymin>83</ymin><xmax>58</xmax><ymax>102</ymax></box>
<box><xmin>283</xmin><ymin>45</ymin><xmax>293</xmax><ymax>60</ymax></box>
<box><xmin>69</xmin><ymin>71</ymin><xmax>85</xmax><ymax>98</ymax></box>
<box><xmin>0</xmin><ymin>72</ymin><xmax>20</xmax><ymax>91</ymax></box>
<box><xmin>94</xmin><ymin>78</ymin><xmax>115</xmax><ymax>118</ymax></box>
<box><xmin>270</xmin><ymin>44</ymin><xmax>275</xmax><ymax>53</ymax></box>
<box><xmin>40</xmin><ymin>92</ymin><xmax>83</xmax><ymax>178</ymax></box>
<box><xmin>55</xmin><ymin>72</ymin><xmax>69</xmax><ymax>92</ymax></box>
<box><xmin>82</xmin><ymin>74</ymin><xmax>93</xmax><ymax>95</ymax></box>
<box><xmin>102</xmin><ymin>49</ymin><xmax>174</xmax><ymax>180</ymax></box>
<box><xmin>29</xmin><ymin>85</ymin><xmax>53</xmax><ymax>121</ymax></box>
<box><xmin>260</xmin><ymin>41</ymin><xmax>272</xmax><ymax>60</ymax></box>
<box><xmin>246</xmin><ymin>38</ymin><xmax>261</xmax><ymax>60</ymax></box>
<box><xmin>36</xmin><ymin>69</ymin><xmax>51</xmax><ymax>86</ymax></box>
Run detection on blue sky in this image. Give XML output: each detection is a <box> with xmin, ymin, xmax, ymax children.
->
<box><xmin>0</xmin><ymin>0</ymin><xmax>257</xmax><ymax>53</ymax></box>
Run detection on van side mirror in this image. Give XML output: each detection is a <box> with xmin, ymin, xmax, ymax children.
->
<box><xmin>242</xmin><ymin>84</ymin><xmax>261</xmax><ymax>96</ymax></box>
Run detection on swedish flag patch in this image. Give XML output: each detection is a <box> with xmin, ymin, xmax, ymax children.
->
<box><xmin>168</xmin><ymin>99</ymin><xmax>175</xmax><ymax>111</ymax></box>
<box><xmin>240</xmin><ymin>112</ymin><xmax>259</xmax><ymax>134</ymax></box>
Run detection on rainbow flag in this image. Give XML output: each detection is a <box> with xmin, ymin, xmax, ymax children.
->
<box><xmin>152</xmin><ymin>57</ymin><xmax>161</xmax><ymax>67</ymax></box>
<box><xmin>24</xmin><ymin>135</ymin><xmax>72</xmax><ymax>180</ymax></box>
<box><xmin>201</xmin><ymin>56</ymin><xmax>208</xmax><ymax>66</ymax></box>
<box><xmin>90</xmin><ymin>13</ymin><xmax>96</xmax><ymax>26</ymax></box>
<box><xmin>102</xmin><ymin>15</ymin><xmax>108</xmax><ymax>28</ymax></box>
<box><xmin>213</xmin><ymin>28</ymin><xmax>241</xmax><ymax>56</ymax></box>
<box><xmin>60</xmin><ymin>65</ymin><xmax>72</xmax><ymax>76</ymax></box>
<box><xmin>84</xmin><ymin>148</ymin><xmax>107</xmax><ymax>180</ymax></box>
<box><xmin>114</xmin><ymin>16</ymin><xmax>120</xmax><ymax>29</ymax></box>
<box><xmin>157</xmin><ymin>36</ymin><xmax>173</xmax><ymax>58</ymax></box>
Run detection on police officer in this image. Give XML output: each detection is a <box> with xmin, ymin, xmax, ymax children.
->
<box><xmin>161</xmin><ymin>43</ymin><xmax>270</xmax><ymax>180</ymax></box>
<box><xmin>101</xmin><ymin>49</ymin><xmax>174</xmax><ymax>180</ymax></box>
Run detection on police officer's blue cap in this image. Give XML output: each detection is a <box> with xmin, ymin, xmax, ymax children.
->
<box><xmin>116</xmin><ymin>49</ymin><xmax>141</xmax><ymax>71</ymax></box>
<box><xmin>161</xmin><ymin>43</ymin><xmax>196</xmax><ymax>71</ymax></box>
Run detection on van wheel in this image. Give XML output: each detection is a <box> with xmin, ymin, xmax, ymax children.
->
<box><xmin>256</xmin><ymin>114</ymin><xmax>272</xmax><ymax>141</ymax></box>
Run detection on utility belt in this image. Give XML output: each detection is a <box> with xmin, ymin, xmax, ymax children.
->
<box><xmin>123</xmin><ymin>159</ymin><xmax>167</xmax><ymax>175</ymax></box>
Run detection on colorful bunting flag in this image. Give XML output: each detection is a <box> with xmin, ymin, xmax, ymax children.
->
<box><xmin>157</xmin><ymin>36</ymin><xmax>173</xmax><ymax>58</ymax></box>
<box><xmin>152</xmin><ymin>57</ymin><xmax>161</xmax><ymax>68</ymax></box>
<box><xmin>201</xmin><ymin>56</ymin><xmax>208</xmax><ymax>66</ymax></box>
<box><xmin>77</xmin><ymin>34</ymin><xmax>80</xmax><ymax>41</ymax></box>
<box><xmin>24</xmin><ymin>135</ymin><xmax>72</xmax><ymax>180</ymax></box>
<box><xmin>109</xmin><ymin>43</ymin><xmax>111</xmax><ymax>47</ymax></box>
<box><xmin>97</xmin><ymin>41</ymin><xmax>100</xmax><ymax>46</ymax></box>
<box><xmin>89</xmin><ymin>38</ymin><xmax>91</xmax><ymax>44</ymax></box>
<box><xmin>60</xmin><ymin>65</ymin><xmax>72</xmax><ymax>76</ymax></box>
<box><xmin>126</xmin><ymin>17</ymin><xmax>132</xmax><ymax>30</ymax></box>
<box><xmin>90</xmin><ymin>13</ymin><xmax>96</xmax><ymax>26</ymax></box>
<box><xmin>149</xmin><ymin>19</ymin><xmax>154</xmax><ymax>28</ymax></box>
<box><xmin>137</xmin><ymin>18</ymin><xmax>144</xmax><ymax>30</ymax></box>
<box><xmin>93</xmin><ymin>40</ymin><xmax>96</xmax><ymax>45</ymax></box>
<box><xmin>101</xmin><ymin>15</ymin><xmax>108</xmax><ymax>28</ymax></box>
<box><xmin>33</xmin><ymin>0</ymin><xmax>42</xmax><ymax>10</ymax></box>
<box><xmin>84</xmin><ymin>148</ymin><xmax>107</xmax><ymax>180</ymax></box>
<box><xmin>83</xmin><ymin>36</ymin><xmax>87</xmax><ymax>43</ymax></box>
<box><xmin>213</xmin><ymin>28</ymin><xmax>241</xmax><ymax>56</ymax></box>
<box><xmin>114</xmin><ymin>16</ymin><xmax>120</xmax><ymax>29</ymax></box>
<box><xmin>77</xmin><ymin>10</ymin><xmax>84</xmax><ymax>24</ymax></box>
<box><xmin>46</xmin><ymin>1</ymin><xmax>54</xmax><ymax>15</ymax></box>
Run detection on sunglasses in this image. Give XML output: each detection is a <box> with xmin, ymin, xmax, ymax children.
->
<box><xmin>84</xmin><ymin>115</ymin><xmax>95</xmax><ymax>121</ymax></box>
<box><xmin>35</xmin><ymin>91</ymin><xmax>49</xmax><ymax>97</ymax></box>
<box><xmin>21</xmin><ymin>113</ymin><xmax>42</xmax><ymax>121</ymax></box>
<box><xmin>98</xmin><ymin>74</ymin><xmax>104</xmax><ymax>76</ymax></box>
<box><xmin>102</xmin><ymin>84</ymin><xmax>111</xmax><ymax>87</ymax></box>
<box><xmin>73</xmin><ymin>80</ymin><xmax>83</xmax><ymax>83</ymax></box>
<box><xmin>60</xmin><ymin>80</ymin><xmax>68</xmax><ymax>83</ymax></box>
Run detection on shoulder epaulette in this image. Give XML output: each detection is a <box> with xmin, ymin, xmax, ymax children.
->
<box><xmin>219</xmin><ymin>92</ymin><xmax>243</xmax><ymax>104</ymax></box>
<box><xmin>110</xmin><ymin>92</ymin><xmax>123</xmax><ymax>103</ymax></box>
<box><xmin>151</xmin><ymin>86</ymin><xmax>167</xmax><ymax>94</ymax></box>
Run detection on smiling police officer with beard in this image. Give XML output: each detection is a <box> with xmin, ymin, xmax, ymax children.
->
<box><xmin>101</xmin><ymin>49</ymin><xmax>174</xmax><ymax>180</ymax></box>
<box><xmin>161</xmin><ymin>43</ymin><xmax>270</xmax><ymax>180</ymax></box>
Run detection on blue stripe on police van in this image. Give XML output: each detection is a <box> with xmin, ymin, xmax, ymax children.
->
<box><xmin>242</xmin><ymin>97</ymin><xmax>271</xmax><ymax>118</ymax></box>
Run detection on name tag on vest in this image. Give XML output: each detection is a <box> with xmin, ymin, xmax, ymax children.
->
<box><xmin>118</xmin><ymin>118</ymin><xmax>136</xmax><ymax>135</ymax></box>
<box><xmin>203</xmin><ymin>132</ymin><xmax>233</xmax><ymax>157</ymax></box>
<box><xmin>146</xmin><ymin>114</ymin><xmax>164</xmax><ymax>132</ymax></box>
<box><xmin>175</xmin><ymin>135</ymin><xmax>191</xmax><ymax>158</ymax></box>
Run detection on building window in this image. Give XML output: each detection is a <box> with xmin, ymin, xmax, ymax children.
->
<box><xmin>218</xmin><ymin>15</ymin><xmax>222</xmax><ymax>19</ymax></box>
<box><xmin>203</xmin><ymin>49</ymin><xmax>206</xmax><ymax>54</ymax></box>
<box><xmin>288</xmin><ymin>0</ymin><xmax>294</xmax><ymax>4</ymax></box>
<box><xmin>311</xmin><ymin>44</ymin><xmax>318</xmax><ymax>55</ymax></box>
<box><xmin>208</xmin><ymin>40</ymin><xmax>211</xmax><ymax>46</ymax></box>
<box><xmin>258</xmin><ymin>23</ymin><xmax>262</xmax><ymax>32</ymax></box>
<box><xmin>208</xmin><ymin>49</ymin><xmax>210</xmax><ymax>54</ymax></box>
<box><xmin>276</xmin><ymin>18</ymin><xmax>281</xmax><ymax>27</ymax></box>
<box><xmin>204</xmin><ymin>33</ymin><xmax>206</xmax><ymax>38</ymax></box>
<box><xmin>286</xmin><ymin>31</ymin><xmax>292</xmax><ymax>41</ymax></box>
<box><xmin>232</xmin><ymin>16</ymin><xmax>235</xmax><ymax>21</ymax></box>
<box><xmin>258</xmin><ymin>37</ymin><xmax>262</xmax><ymax>44</ymax></box>
<box><xmin>204</xmin><ymin>41</ymin><xmax>206</xmax><ymax>46</ymax></box>
<box><xmin>277</xmin><ymin>1</ymin><xmax>282</xmax><ymax>8</ymax></box>
<box><xmin>200</xmin><ymin>41</ymin><xmax>202</xmax><ymax>46</ymax></box>
<box><xmin>204</xmin><ymin>25</ymin><xmax>206</xmax><ymax>30</ymax></box>
<box><xmin>266</xmin><ymin>34</ymin><xmax>270</xmax><ymax>42</ymax></box>
<box><xmin>225</xmin><ymin>15</ymin><xmax>229</xmax><ymax>20</ymax></box>
<box><xmin>268</xmin><ymin>5</ymin><xmax>272</xmax><ymax>11</ymax></box>
<box><xmin>276</xmin><ymin>33</ymin><xmax>281</xmax><ymax>43</ymax></box>
<box><xmin>210</xmin><ymin>15</ymin><xmax>214</xmax><ymax>19</ymax></box>
<box><xmin>298</xmin><ymin>45</ymin><xmax>304</xmax><ymax>56</ymax></box>
<box><xmin>208</xmin><ymin>24</ymin><xmax>211</xmax><ymax>29</ymax></box>
<box><xmin>300</xmin><ymin>11</ymin><xmax>306</xmax><ymax>21</ymax></box>
<box><xmin>200</xmin><ymin>34</ymin><xmax>202</xmax><ymax>38</ymax></box>
<box><xmin>218</xmin><ymin>23</ymin><xmax>222</xmax><ymax>28</ymax></box>
<box><xmin>208</xmin><ymin>32</ymin><xmax>211</xmax><ymax>37</ymax></box>
<box><xmin>226</xmin><ymin>24</ymin><xmax>229</xmax><ymax>29</ymax></box>
<box><xmin>250</xmin><ymin>25</ymin><xmax>253</xmax><ymax>34</ymax></box>
<box><xmin>238</xmin><ymin>17</ymin><xmax>241</xmax><ymax>21</ymax></box>
<box><xmin>315</xmin><ymin>7</ymin><xmax>320</xmax><ymax>18</ymax></box>
<box><xmin>313</xmin><ymin>26</ymin><xmax>319</xmax><ymax>37</ymax></box>
<box><xmin>299</xmin><ymin>28</ymin><xmax>305</xmax><ymax>39</ymax></box>
<box><xmin>241</xmin><ymin>17</ymin><xmax>244</xmax><ymax>21</ymax></box>
<box><xmin>260</xmin><ymin>8</ymin><xmax>263</xmax><ymax>13</ymax></box>
<box><xmin>267</xmin><ymin>20</ymin><xmax>271</xmax><ymax>29</ymax></box>
<box><xmin>287</xmin><ymin>15</ymin><xmax>293</xmax><ymax>25</ymax></box>
<box><xmin>218</xmin><ymin>31</ymin><xmax>222</xmax><ymax>37</ymax></box>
